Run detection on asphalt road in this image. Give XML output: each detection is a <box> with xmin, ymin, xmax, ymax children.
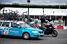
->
<box><xmin>0</xmin><ymin>29</ymin><xmax>67</xmax><ymax>44</ymax></box>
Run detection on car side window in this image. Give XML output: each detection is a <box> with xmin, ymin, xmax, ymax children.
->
<box><xmin>11</xmin><ymin>23</ymin><xmax>17</xmax><ymax>27</ymax></box>
<box><xmin>0</xmin><ymin>22</ymin><xmax>2</xmax><ymax>26</ymax></box>
<box><xmin>2</xmin><ymin>22</ymin><xmax>9</xmax><ymax>27</ymax></box>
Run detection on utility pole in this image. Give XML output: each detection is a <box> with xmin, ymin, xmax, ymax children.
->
<box><xmin>43</xmin><ymin>8</ymin><xmax>44</xmax><ymax>15</ymax></box>
<box><xmin>3</xmin><ymin>8</ymin><xmax>5</xmax><ymax>20</ymax></box>
<box><xmin>27</xmin><ymin>0</ymin><xmax>30</xmax><ymax>19</ymax></box>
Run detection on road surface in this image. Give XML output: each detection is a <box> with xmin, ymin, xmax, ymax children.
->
<box><xmin>0</xmin><ymin>30</ymin><xmax>67</xmax><ymax>44</ymax></box>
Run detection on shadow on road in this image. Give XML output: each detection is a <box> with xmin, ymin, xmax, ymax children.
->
<box><xmin>44</xmin><ymin>35</ymin><xmax>58</xmax><ymax>38</ymax></box>
<box><xmin>44</xmin><ymin>35</ymin><xmax>52</xmax><ymax>37</ymax></box>
<box><xmin>27</xmin><ymin>38</ymin><xmax>43</xmax><ymax>40</ymax></box>
<box><xmin>0</xmin><ymin>35</ymin><xmax>43</xmax><ymax>40</ymax></box>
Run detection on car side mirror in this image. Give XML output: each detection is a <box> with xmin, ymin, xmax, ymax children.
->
<box><xmin>18</xmin><ymin>26</ymin><xmax>21</xmax><ymax>28</ymax></box>
<box><xmin>15</xmin><ymin>26</ymin><xmax>21</xmax><ymax>28</ymax></box>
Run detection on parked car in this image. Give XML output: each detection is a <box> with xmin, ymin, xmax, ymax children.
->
<box><xmin>0</xmin><ymin>20</ymin><xmax>44</xmax><ymax>39</ymax></box>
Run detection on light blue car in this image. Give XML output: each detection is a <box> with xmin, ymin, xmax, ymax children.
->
<box><xmin>0</xmin><ymin>20</ymin><xmax>44</xmax><ymax>39</ymax></box>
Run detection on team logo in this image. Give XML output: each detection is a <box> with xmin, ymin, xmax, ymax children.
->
<box><xmin>3</xmin><ymin>30</ymin><xmax>9</xmax><ymax>35</ymax></box>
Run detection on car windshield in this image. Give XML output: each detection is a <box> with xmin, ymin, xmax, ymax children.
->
<box><xmin>19</xmin><ymin>23</ymin><xmax>31</xmax><ymax>28</ymax></box>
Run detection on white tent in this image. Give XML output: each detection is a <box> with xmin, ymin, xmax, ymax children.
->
<box><xmin>44</xmin><ymin>9</ymin><xmax>67</xmax><ymax>16</ymax></box>
<box><xmin>0</xmin><ymin>7</ymin><xmax>67</xmax><ymax>16</ymax></box>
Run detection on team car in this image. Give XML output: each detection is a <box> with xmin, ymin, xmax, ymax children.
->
<box><xmin>0</xmin><ymin>20</ymin><xmax>44</xmax><ymax>39</ymax></box>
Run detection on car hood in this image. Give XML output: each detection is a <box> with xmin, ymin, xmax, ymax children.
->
<box><xmin>25</xmin><ymin>27</ymin><xmax>42</xmax><ymax>31</ymax></box>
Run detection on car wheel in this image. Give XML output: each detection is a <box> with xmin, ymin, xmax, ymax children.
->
<box><xmin>23</xmin><ymin>33</ymin><xmax>30</xmax><ymax>39</ymax></box>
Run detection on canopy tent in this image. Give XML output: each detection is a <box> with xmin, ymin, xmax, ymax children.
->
<box><xmin>0</xmin><ymin>7</ymin><xmax>67</xmax><ymax>16</ymax></box>
<box><xmin>44</xmin><ymin>9</ymin><xmax>67</xmax><ymax>16</ymax></box>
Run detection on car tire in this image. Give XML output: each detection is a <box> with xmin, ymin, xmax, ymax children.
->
<box><xmin>23</xmin><ymin>32</ymin><xmax>30</xmax><ymax>40</ymax></box>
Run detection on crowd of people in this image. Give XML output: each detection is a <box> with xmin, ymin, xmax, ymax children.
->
<box><xmin>23</xmin><ymin>16</ymin><xmax>54</xmax><ymax>29</ymax></box>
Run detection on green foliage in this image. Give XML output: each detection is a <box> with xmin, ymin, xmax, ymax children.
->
<box><xmin>0</xmin><ymin>14</ymin><xmax>3</xmax><ymax>18</ymax></box>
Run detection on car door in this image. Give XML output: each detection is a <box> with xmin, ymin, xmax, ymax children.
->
<box><xmin>1</xmin><ymin>22</ymin><xmax>10</xmax><ymax>35</ymax></box>
<box><xmin>0</xmin><ymin>22</ymin><xmax>3</xmax><ymax>35</ymax></box>
<box><xmin>9</xmin><ymin>22</ymin><xmax>22</xmax><ymax>36</ymax></box>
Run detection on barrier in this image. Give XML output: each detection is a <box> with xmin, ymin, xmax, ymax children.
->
<box><xmin>54</xmin><ymin>26</ymin><xmax>64</xmax><ymax>30</ymax></box>
<box><xmin>57</xmin><ymin>26</ymin><xmax>64</xmax><ymax>30</ymax></box>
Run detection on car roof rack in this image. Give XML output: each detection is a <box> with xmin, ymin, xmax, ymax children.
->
<box><xmin>0</xmin><ymin>20</ymin><xmax>17</xmax><ymax>22</ymax></box>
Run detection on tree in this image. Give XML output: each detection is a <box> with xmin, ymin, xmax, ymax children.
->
<box><xmin>0</xmin><ymin>13</ymin><xmax>3</xmax><ymax>20</ymax></box>
<box><xmin>2</xmin><ymin>12</ymin><xmax>18</xmax><ymax>20</ymax></box>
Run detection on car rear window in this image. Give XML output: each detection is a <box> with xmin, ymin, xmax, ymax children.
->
<box><xmin>0</xmin><ymin>22</ymin><xmax>2</xmax><ymax>26</ymax></box>
<box><xmin>2</xmin><ymin>22</ymin><xmax>9</xmax><ymax>27</ymax></box>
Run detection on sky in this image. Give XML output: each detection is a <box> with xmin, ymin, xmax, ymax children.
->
<box><xmin>0</xmin><ymin>0</ymin><xmax>67</xmax><ymax>5</ymax></box>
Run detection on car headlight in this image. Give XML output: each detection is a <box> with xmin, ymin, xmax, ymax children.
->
<box><xmin>32</xmin><ymin>31</ymin><xmax>38</xmax><ymax>33</ymax></box>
